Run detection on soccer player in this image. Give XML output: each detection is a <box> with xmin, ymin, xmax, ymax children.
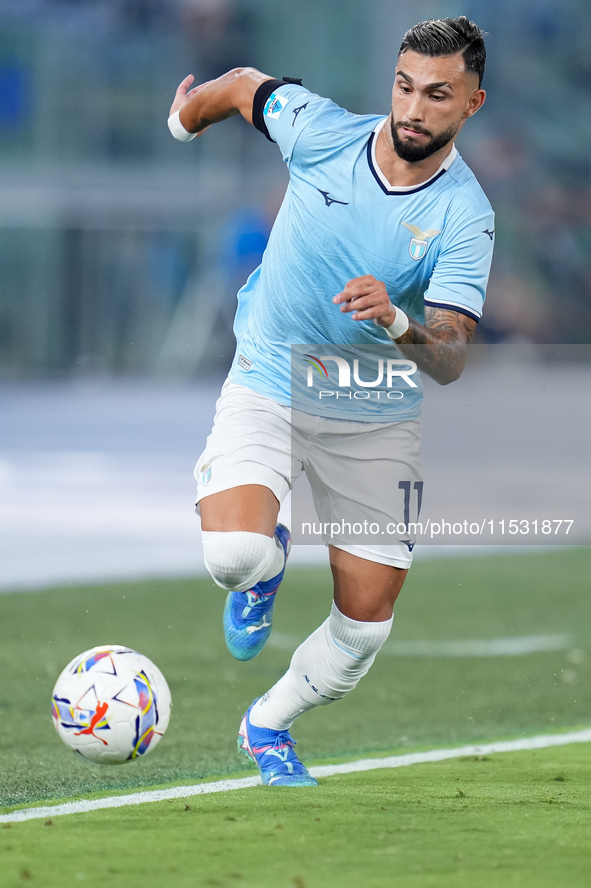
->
<box><xmin>168</xmin><ymin>17</ymin><xmax>494</xmax><ymax>786</ymax></box>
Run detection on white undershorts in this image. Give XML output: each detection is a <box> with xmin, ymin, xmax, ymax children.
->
<box><xmin>195</xmin><ymin>380</ymin><xmax>423</xmax><ymax>569</ymax></box>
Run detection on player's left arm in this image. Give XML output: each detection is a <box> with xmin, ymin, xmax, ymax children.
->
<box><xmin>333</xmin><ymin>276</ymin><xmax>476</xmax><ymax>385</ymax></box>
<box><xmin>168</xmin><ymin>68</ymin><xmax>275</xmax><ymax>137</ymax></box>
<box><xmin>399</xmin><ymin>305</ymin><xmax>476</xmax><ymax>385</ymax></box>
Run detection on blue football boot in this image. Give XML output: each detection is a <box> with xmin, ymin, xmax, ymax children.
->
<box><xmin>222</xmin><ymin>523</ymin><xmax>291</xmax><ymax>661</ymax></box>
<box><xmin>238</xmin><ymin>701</ymin><xmax>319</xmax><ymax>786</ymax></box>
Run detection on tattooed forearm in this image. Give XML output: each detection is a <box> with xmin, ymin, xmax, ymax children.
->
<box><xmin>331</xmin><ymin>276</ymin><xmax>477</xmax><ymax>384</ymax></box>
<box><xmin>394</xmin><ymin>307</ymin><xmax>477</xmax><ymax>385</ymax></box>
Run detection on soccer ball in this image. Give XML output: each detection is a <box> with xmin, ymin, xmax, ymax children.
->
<box><xmin>51</xmin><ymin>645</ymin><xmax>171</xmax><ymax>764</ymax></box>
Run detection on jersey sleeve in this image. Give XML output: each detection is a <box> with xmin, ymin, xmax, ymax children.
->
<box><xmin>253</xmin><ymin>79</ymin><xmax>346</xmax><ymax>165</ymax></box>
<box><xmin>423</xmin><ymin>204</ymin><xmax>495</xmax><ymax>322</ymax></box>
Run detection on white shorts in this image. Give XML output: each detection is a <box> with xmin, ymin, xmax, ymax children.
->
<box><xmin>195</xmin><ymin>380</ymin><xmax>423</xmax><ymax>569</ymax></box>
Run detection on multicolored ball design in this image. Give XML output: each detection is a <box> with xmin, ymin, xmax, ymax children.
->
<box><xmin>51</xmin><ymin>645</ymin><xmax>171</xmax><ymax>764</ymax></box>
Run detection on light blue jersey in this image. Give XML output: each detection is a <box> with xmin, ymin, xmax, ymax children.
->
<box><xmin>227</xmin><ymin>82</ymin><xmax>494</xmax><ymax>421</ymax></box>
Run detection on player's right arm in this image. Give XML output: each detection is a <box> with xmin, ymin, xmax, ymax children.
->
<box><xmin>169</xmin><ymin>68</ymin><xmax>273</xmax><ymax>136</ymax></box>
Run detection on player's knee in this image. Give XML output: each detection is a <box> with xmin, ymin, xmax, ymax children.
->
<box><xmin>201</xmin><ymin>530</ymin><xmax>277</xmax><ymax>591</ymax></box>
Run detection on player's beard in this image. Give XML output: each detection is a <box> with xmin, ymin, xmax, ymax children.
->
<box><xmin>390</xmin><ymin>117</ymin><xmax>460</xmax><ymax>163</ymax></box>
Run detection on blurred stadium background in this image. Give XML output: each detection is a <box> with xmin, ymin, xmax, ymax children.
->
<box><xmin>1</xmin><ymin>0</ymin><xmax>590</xmax><ymax>379</ymax></box>
<box><xmin>0</xmin><ymin>0</ymin><xmax>590</xmax><ymax>588</ymax></box>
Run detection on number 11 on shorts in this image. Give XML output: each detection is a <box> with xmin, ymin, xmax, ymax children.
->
<box><xmin>398</xmin><ymin>481</ymin><xmax>424</xmax><ymax>527</ymax></box>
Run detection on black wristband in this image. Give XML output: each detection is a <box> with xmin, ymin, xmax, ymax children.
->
<box><xmin>252</xmin><ymin>77</ymin><xmax>304</xmax><ymax>141</ymax></box>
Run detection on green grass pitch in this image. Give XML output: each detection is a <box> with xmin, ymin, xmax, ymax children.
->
<box><xmin>1</xmin><ymin>548</ymin><xmax>590</xmax><ymax>886</ymax></box>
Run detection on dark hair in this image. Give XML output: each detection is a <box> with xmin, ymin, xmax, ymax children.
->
<box><xmin>399</xmin><ymin>17</ymin><xmax>486</xmax><ymax>86</ymax></box>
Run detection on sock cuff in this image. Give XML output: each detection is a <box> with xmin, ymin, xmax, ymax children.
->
<box><xmin>329</xmin><ymin>602</ymin><xmax>393</xmax><ymax>654</ymax></box>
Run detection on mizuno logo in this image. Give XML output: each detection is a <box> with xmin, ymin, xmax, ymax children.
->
<box><xmin>483</xmin><ymin>228</ymin><xmax>495</xmax><ymax>240</ymax></box>
<box><xmin>399</xmin><ymin>539</ymin><xmax>415</xmax><ymax>552</ymax></box>
<box><xmin>318</xmin><ymin>190</ymin><xmax>349</xmax><ymax>208</ymax></box>
<box><xmin>292</xmin><ymin>102</ymin><xmax>308</xmax><ymax>126</ymax></box>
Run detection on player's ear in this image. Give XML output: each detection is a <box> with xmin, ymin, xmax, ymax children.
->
<box><xmin>464</xmin><ymin>88</ymin><xmax>486</xmax><ymax>120</ymax></box>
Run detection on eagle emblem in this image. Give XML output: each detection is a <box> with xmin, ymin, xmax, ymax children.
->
<box><xmin>401</xmin><ymin>221</ymin><xmax>442</xmax><ymax>261</ymax></box>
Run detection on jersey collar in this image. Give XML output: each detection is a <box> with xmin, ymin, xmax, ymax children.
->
<box><xmin>368</xmin><ymin>119</ymin><xmax>458</xmax><ymax>196</ymax></box>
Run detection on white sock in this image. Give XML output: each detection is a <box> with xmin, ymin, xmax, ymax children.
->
<box><xmin>250</xmin><ymin>602</ymin><xmax>393</xmax><ymax>730</ymax></box>
<box><xmin>201</xmin><ymin>530</ymin><xmax>284</xmax><ymax>591</ymax></box>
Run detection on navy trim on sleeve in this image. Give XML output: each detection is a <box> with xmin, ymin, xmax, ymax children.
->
<box><xmin>252</xmin><ymin>77</ymin><xmax>303</xmax><ymax>142</ymax></box>
<box><xmin>423</xmin><ymin>299</ymin><xmax>481</xmax><ymax>322</ymax></box>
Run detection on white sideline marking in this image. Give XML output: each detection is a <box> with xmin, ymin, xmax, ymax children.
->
<box><xmin>270</xmin><ymin>633</ymin><xmax>571</xmax><ymax>657</ymax></box>
<box><xmin>383</xmin><ymin>634</ymin><xmax>571</xmax><ymax>657</ymax></box>
<box><xmin>2</xmin><ymin>729</ymin><xmax>591</xmax><ymax>824</ymax></box>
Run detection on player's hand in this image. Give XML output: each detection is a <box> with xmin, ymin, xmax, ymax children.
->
<box><xmin>169</xmin><ymin>75</ymin><xmax>213</xmax><ymax>115</ymax></box>
<box><xmin>333</xmin><ymin>276</ymin><xmax>397</xmax><ymax>326</ymax></box>
<box><xmin>169</xmin><ymin>75</ymin><xmax>214</xmax><ymax>135</ymax></box>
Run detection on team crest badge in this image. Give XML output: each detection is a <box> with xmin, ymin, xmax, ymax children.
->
<box><xmin>200</xmin><ymin>461</ymin><xmax>213</xmax><ymax>484</ymax></box>
<box><xmin>409</xmin><ymin>237</ymin><xmax>428</xmax><ymax>260</ymax></box>
<box><xmin>401</xmin><ymin>222</ymin><xmax>442</xmax><ymax>261</ymax></box>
